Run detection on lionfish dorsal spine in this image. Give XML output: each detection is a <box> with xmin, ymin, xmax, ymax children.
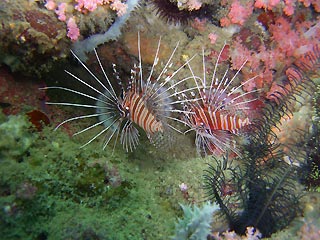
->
<box><xmin>179</xmin><ymin>42</ymin><xmax>258</xmax><ymax>156</ymax></box>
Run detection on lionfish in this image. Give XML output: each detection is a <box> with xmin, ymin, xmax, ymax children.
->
<box><xmin>42</xmin><ymin>33</ymin><xmax>192</xmax><ymax>152</ymax></box>
<box><xmin>180</xmin><ymin>44</ymin><xmax>260</xmax><ymax>156</ymax></box>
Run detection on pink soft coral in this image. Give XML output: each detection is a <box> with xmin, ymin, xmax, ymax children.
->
<box><xmin>255</xmin><ymin>0</ymin><xmax>320</xmax><ymax>15</ymax></box>
<box><xmin>75</xmin><ymin>0</ymin><xmax>105</xmax><ymax>12</ymax></box>
<box><xmin>269</xmin><ymin>16</ymin><xmax>319</xmax><ymax>60</ymax></box>
<box><xmin>230</xmin><ymin>38</ymin><xmax>252</xmax><ymax>70</ymax></box>
<box><xmin>67</xmin><ymin>17</ymin><xmax>80</xmax><ymax>41</ymax></box>
<box><xmin>221</xmin><ymin>1</ymin><xmax>253</xmax><ymax>27</ymax></box>
<box><xmin>254</xmin><ymin>0</ymin><xmax>281</xmax><ymax>10</ymax></box>
<box><xmin>208</xmin><ymin>33</ymin><xmax>218</xmax><ymax>44</ymax></box>
<box><xmin>45</xmin><ymin>0</ymin><xmax>56</xmax><ymax>10</ymax></box>
<box><xmin>229</xmin><ymin>39</ymin><xmax>277</xmax><ymax>92</ymax></box>
<box><xmin>269</xmin><ymin>17</ymin><xmax>301</xmax><ymax>57</ymax></box>
<box><xmin>55</xmin><ymin>2</ymin><xmax>67</xmax><ymax>21</ymax></box>
<box><xmin>284</xmin><ymin>0</ymin><xmax>296</xmax><ymax>15</ymax></box>
<box><xmin>109</xmin><ymin>0</ymin><xmax>127</xmax><ymax>17</ymax></box>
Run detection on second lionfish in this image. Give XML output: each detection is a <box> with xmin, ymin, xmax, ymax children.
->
<box><xmin>179</xmin><ymin>44</ymin><xmax>260</xmax><ymax>156</ymax></box>
<box><xmin>42</xmin><ymin>33</ymin><xmax>193</xmax><ymax>152</ymax></box>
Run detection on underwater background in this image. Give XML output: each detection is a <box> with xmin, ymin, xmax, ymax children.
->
<box><xmin>0</xmin><ymin>0</ymin><xmax>320</xmax><ymax>239</ymax></box>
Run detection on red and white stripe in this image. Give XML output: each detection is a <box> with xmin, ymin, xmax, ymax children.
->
<box><xmin>123</xmin><ymin>91</ymin><xmax>163</xmax><ymax>134</ymax></box>
<box><xmin>192</xmin><ymin>106</ymin><xmax>250</xmax><ymax>134</ymax></box>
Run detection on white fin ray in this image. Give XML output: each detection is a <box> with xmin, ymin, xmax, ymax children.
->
<box><xmin>70</xmin><ymin>50</ymin><xmax>119</xmax><ymax>103</ymax></box>
<box><xmin>65</xmin><ymin>69</ymin><xmax>118</xmax><ymax>105</ymax></box>
<box><xmin>208</xmin><ymin>42</ymin><xmax>228</xmax><ymax>104</ymax></box>
<box><xmin>41</xmin><ymin>86</ymin><xmax>114</xmax><ymax>107</ymax></box>
<box><xmin>214</xmin><ymin>89</ymin><xmax>260</xmax><ymax>111</ymax></box>
<box><xmin>45</xmin><ymin>102</ymin><xmax>112</xmax><ymax>109</ymax></box>
<box><xmin>54</xmin><ymin>112</ymin><xmax>111</xmax><ymax>130</ymax></box>
<box><xmin>145</xmin><ymin>35</ymin><xmax>162</xmax><ymax>91</ymax></box>
<box><xmin>102</xmin><ymin>124</ymin><xmax>120</xmax><ymax>150</ymax></box>
<box><xmin>209</xmin><ymin>60</ymin><xmax>248</xmax><ymax>107</ymax></box>
<box><xmin>93</xmin><ymin>49</ymin><xmax>118</xmax><ymax>101</ymax></box>
<box><xmin>144</xmin><ymin>41</ymin><xmax>180</xmax><ymax>98</ymax></box>
<box><xmin>151</xmin><ymin>74</ymin><xmax>200</xmax><ymax>104</ymax></box>
<box><xmin>79</xmin><ymin>117</ymin><xmax>120</xmax><ymax>148</ymax></box>
<box><xmin>149</xmin><ymin>53</ymin><xmax>197</xmax><ymax>102</ymax></box>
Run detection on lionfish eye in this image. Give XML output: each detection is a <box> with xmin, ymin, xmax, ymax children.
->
<box><xmin>220</xmin><ymin>100</ymin><xmax>226</xmax><ymax>109</ymax></box>
<box><xmin>199</xmin><ymin>122</ymin><xmax>205</xmax><ymax>127</ymax></box>
<box><xmin>124</xmin><ymin>106</ymin><xmax>130</xmax><ymax>116</ymax></box>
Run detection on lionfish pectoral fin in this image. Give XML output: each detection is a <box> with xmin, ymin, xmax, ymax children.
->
<box><xmin>120</xmin><ymin>122</ymin><xmax>140</xmax><ymax>152</ymax></box>
<box><xmin>102</xmin><ymin>121</ymin><xmax>121</xmax><ymax>151</ymax></box>
<box><xmin>202</xmin><ymin>130</ymin><xmax>241</xmax><ymax>157</ymax></box>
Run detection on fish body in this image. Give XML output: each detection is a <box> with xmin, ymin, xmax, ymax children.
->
<box><xmin>122</xmin><ymin>90</ymin><xmax>163</xmax><ymax>135</ymax></box>
<box><xmin>42</xmin><ymin>33</ymin><xmax>191</xmax><ymax>152</ymax></box>
<box><xmin>190</xmin><ymin>104</ymin><xmax>250</xmax><ymax>134</ymax></box>
<box><xmin>181</xmin><ymin>45</ymin><xmax>259</xmax><ymax>156</ymax></box>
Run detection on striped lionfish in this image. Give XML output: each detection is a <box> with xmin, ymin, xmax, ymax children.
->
<box><xmin>42</xmin><ymin>33</ymin><xmax>193</xmax><ymax>152</ymax></box>
<box><xmin>180</xmin><ymin>44</ymin><xmax>259</xmax><ymax>156</ymax></box>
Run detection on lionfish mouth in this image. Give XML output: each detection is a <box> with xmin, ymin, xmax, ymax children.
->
<box><xmin>41</xmin><ymin>32</ymin><xmax>195</xmax><ymax>152</ymax></box>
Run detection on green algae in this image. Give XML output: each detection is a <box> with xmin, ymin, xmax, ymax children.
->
<box><xmin>0</xmin><ymin>113</ymin><xmax>34</xmax><ymax>160</ymax></box>
<box><xmin>0</xmin><ymin>112</ymin><xmax>208</xmax><ymax>239</ymax></box>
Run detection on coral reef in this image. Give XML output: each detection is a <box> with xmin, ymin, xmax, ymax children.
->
<box><xmin>212</xmin><ymin>226</ymin><xmax>262</xmax><ymax>240</ymax></box>
<box><xmin>0</xmin><ymin>0</ymin><xmax>70</xmax><ymax>76</ymax></box>
<box><xmin>72</xmin><ymin>0</ymin><xmax>140</xmax><ymax>60</ymax></box>
<box><xmin>1</xmin><ymin>0</ymin><xmax>320</xmax><ymax>239</ymax></box>
<box><xmin>0</xmin><ymin>0</ymin><xmax>130</xmax><ymax>76</ymax></box>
